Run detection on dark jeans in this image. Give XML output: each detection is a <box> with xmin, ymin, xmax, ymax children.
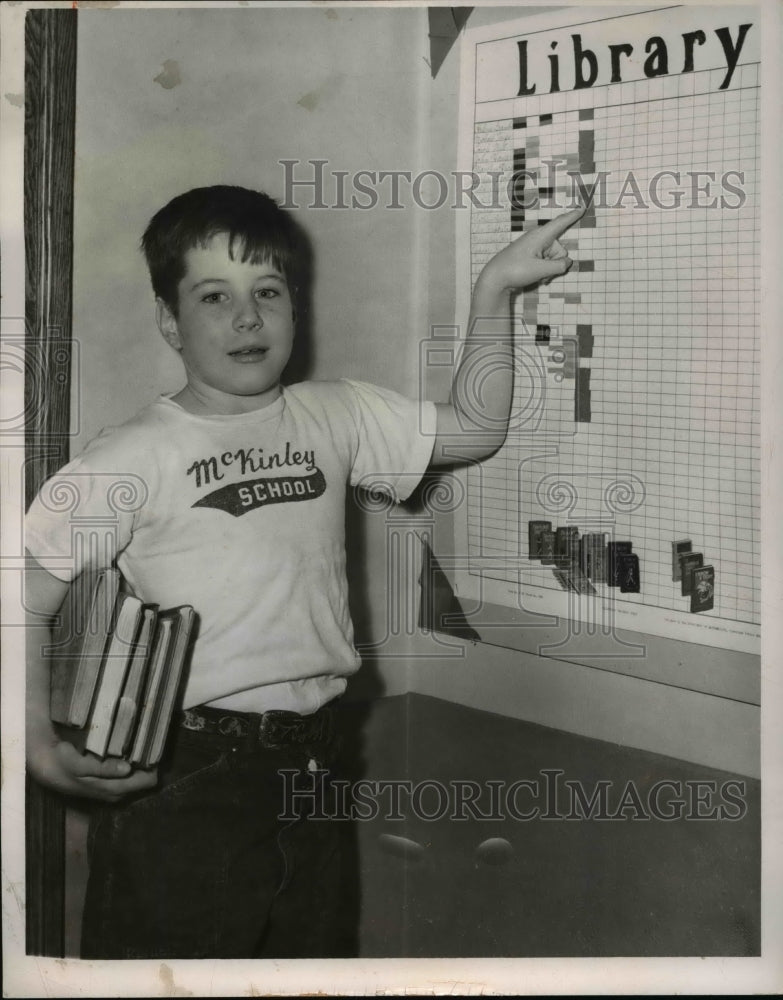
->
<box><xmin>81</xmin><ymin>718</ymin><xmax>358</xmax><ymax>959</ymax></box>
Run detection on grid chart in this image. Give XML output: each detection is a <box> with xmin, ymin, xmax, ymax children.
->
<box><xmin>466</xmin><ymin>65</ymin><xmax>760</xmax><ymax>625</ymax></box>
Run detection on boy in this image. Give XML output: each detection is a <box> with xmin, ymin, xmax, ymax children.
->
<box><xmin>25</xmin><ymin>186</ymin><xmax>582</xmax><ymax>958</ymax></box>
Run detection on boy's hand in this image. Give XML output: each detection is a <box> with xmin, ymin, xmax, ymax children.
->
<box><xmin>25</xmin><ymin>555</ymin><xmax>158</xmax><ymax>803</ymax></box>
<box><xmin>430</xmin><ymin>206</ymin><xmax>587</xmax><ymax>468</ymax></box>
<box><xmin>479</xmin><ymin>206</ymin><xmax>586</xmax><ymax>292</ymax></box>
<box><xmin>28</xmin><ymin>729</ymin><xmax>158</xmax><ymax>803</ymax></box>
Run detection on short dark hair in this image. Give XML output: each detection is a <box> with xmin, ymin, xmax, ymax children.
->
<box><xmin>141</xmin><ymin>186</ymin><xmax>301</xmax><ymax>313</ymax></box>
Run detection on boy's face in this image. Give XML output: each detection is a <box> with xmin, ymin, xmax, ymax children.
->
<box><xmin>157</xmin><ymin>231</ymin><xmax>294</xmax><ymax>414</ymax></box>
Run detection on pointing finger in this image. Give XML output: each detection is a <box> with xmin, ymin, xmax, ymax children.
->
<box><xmin>528</xmin><ymin>207</ymin><xmax>585</xmax><ymax>250</ymax></box>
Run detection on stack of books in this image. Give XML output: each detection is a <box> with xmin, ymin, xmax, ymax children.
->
<box><xmin>49</xmin><ymin>568</ymin><xmax>196</xmax><ymax>767</ymax></box>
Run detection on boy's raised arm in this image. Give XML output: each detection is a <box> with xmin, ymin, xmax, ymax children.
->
<box><xmin>430</xmin><ymin>207</ymin><xmax>585</xmax><ymax>468</ymax></box>
<box><xmin>25</xmin><ymin>552</ymin><xmax>158</xmax><ymax>801</ymax></box>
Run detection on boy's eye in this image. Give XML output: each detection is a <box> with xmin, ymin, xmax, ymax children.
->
<box><xmin>254</xmin><ymin>287</ymin><xmax>279</xmax><ymax>300</ymax></box>
<box><xmin>202</xmin><ymin>291</ymin><xmax>227</xmax><ymax>304</ymax></box>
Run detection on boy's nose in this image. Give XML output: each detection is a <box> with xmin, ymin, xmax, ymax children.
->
<box><xmin>233</xmin><ymin>301</ymin><xmax>263</xmax><ymax>331</ymax></box>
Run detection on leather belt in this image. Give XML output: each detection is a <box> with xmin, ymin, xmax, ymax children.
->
<box><xmin>180</xmin><ymin>703</ymin><xmax>334</xmax><ymax>749</ymax></box>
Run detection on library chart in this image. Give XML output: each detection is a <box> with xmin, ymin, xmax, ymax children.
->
<box><xmin>453</xmin><ymin>6</ymin><xmax>760</xmax><ymax>653</ymax></box>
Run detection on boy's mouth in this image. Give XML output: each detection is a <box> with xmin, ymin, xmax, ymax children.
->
<box><xmin>229</xmin><ymin>347</ymin><xmax>269</xmax><ymax>361</ymax></box>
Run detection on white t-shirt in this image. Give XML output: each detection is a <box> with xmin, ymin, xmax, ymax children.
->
<box><xmin>26</xmin><ymin>379</ymin><xmax>437</xmax><ymax>714</ymax></box>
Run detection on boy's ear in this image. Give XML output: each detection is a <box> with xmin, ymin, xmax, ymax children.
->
<box><xmin>156</xmin><ymin>298</ymin><xmax>182</xmax><ymax>350</ymax></box>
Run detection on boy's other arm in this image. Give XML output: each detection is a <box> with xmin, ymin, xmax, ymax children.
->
<box><xmin>25</xmin><ymin>552</ymin><xmax>158</xmax><ymax>802</ymax></box>
<box><xmin>430</xmin><ymin>207</ymin><xmax>585</xmax><ymax>468</ymax></box>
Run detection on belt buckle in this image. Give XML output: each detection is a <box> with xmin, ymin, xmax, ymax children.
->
<box><xmin>257</xmin><ymin>708</ymin><xmax>332</xmax><ymax>749</ymax></box>
<box><xmin>216</xmin><ymin>714</ymin><xmax>246</xmax><ymax>739</ymax></box>
<box><xmin>258</xmin><ymin>710</ymin><xmax>289</xmax><ymax>748</ymax></box>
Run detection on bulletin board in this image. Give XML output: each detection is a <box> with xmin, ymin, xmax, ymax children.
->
<box><xmin>451</xmin><ymin>5</ymin><xmax>760</xmax><ymax>661</ymax></box>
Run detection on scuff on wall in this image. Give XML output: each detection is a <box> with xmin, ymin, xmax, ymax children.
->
<box><xmin>296</xmin><ymin>72</ymin><xmax>344</xmax><ymax>111</ymax></box>
<box><xmin>153</xmin><ymin>59</ymin><xmax>181</xmax><ymax>90</ymax></box>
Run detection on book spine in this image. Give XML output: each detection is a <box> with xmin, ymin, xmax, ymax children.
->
<box><xmin>84</xmin><ymin>598</ymin><xmax>141</xmax><ymax>757</ymax></box>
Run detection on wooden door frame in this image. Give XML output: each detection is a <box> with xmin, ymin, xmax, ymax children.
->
<box><xmin>24</xmin><ymin>6</ymin><xmax>78</xmax><ymax>956</ymax></box>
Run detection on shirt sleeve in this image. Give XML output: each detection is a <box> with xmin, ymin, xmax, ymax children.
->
<box><xmin>24</xmin><ymin>428</ymin><xmax>147</xmax><ymax>582</ymax></box>
<box><xmin>339</xmin><ymin>378</ymin><xmax>437</xmax><ymax>502</ymax></box>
